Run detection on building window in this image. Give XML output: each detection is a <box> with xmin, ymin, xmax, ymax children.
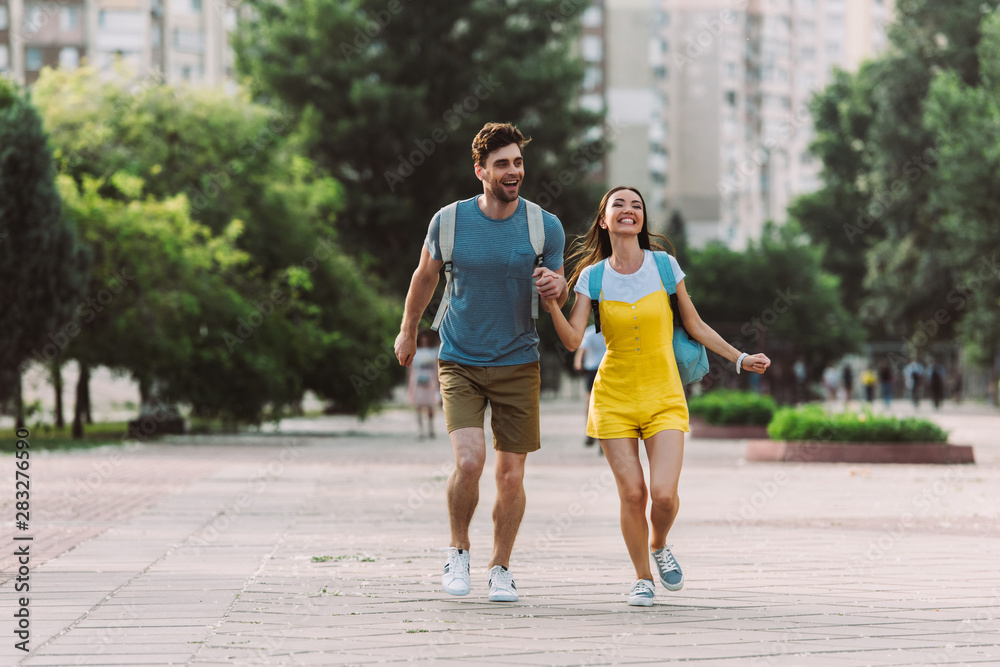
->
<box><xmin>0</xmin><ymin>5</ymin><xmax>8</xmax><ymax>30</ymax></box>
<box><xmin>26</xmin><ymin>48</ymin><xmax>43</xmax><ymax>71</ymax></box>
<box><xmin>60</xmin><ymin>6</ymin><xmax>79</xmax><ymax>30</ymax></box>
<box><xmin>581</xmin><ymin>6</ymin><xmax>602</xmax><ymax>28</ymax></box>
<box><xmin>583</xmin><ymin>65</ymin><xmax>602</xmax><ymax>90</ymax></box>
<box><xmin>59</xmin><ymin>47</ymin><xmax>79</xmax><ymax>69</ymax></box>
<box><xmin>174</xmin><ymin>28</ymin><xmax>204</xmax><ymax>53</ymax></box>
<box><xmin>0</xmin><ymin>45</ymin><xmax>8</xmax><ymax>70</ymax></box>
<box><xmin>725</xmin><ymin>90</ymin><xmax>737</xmax><ymax>107</ymax></box>
<box><xmin>26</xmin><ymin>7</ymin><xmax>43</xmax><ymax>32</ymax></box>
<box><xmin>581</xmin><ymin>34</ymin><xmax>602</xmax><ymax>62</ymax></box>
<box><xmin>192</xmin><ymin>0</ymin><xmax>202</xmax><ymax>10</ymax></box>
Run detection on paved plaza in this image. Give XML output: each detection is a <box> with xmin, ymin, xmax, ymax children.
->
<box><xmin>2</xmin><ymin>398</ymin><xmax>999</xmax><ymax>666</ymax></box>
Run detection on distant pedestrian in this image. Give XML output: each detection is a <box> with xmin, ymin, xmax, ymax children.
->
<box><xmin>573</xmin><ymin>324</ymin><xmax>606</xmax><ymax>447</ymax></box>
<box><xmin>407</xmin><ymin>330</ymin><xmax>440</xmax><ymax>439</ymax></box>
<box><xmin>861</xmin><ymin>367</ymin><xmax>876</xmax><ymax>403</ymax></box>
<box><xmin>793</xmin><ymin>357</ymin><xmax>807</xmax><ymax>404</ymax></box>
<box><xmin>903</xmin><ymin>359</ymin><xmax>925</xmax><ymax>409</ymax></box>
<box><xmin>929</xmin><ymin>361</ymin><xmax>946</xmax><ymax>410</ymax></box>
<box><xmin>822</xmin><ymin>364</ymin><xmax>839</xmax><ymax>402</ymax></box>
<box><xmin>842</xmin><ymin>363</ymin><xmax>854</xmax><ymax>403</ymax></box>
<box><xmin>952</xmin><ymin>370</ymin><xmax>963</xmax><ymax>404</ymax></box>
<box><xmin>878</xmin><ymin>362</ymin><xmax>893</xmax><ymax>408</ymax></box>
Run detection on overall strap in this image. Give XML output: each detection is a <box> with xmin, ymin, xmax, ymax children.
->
<box><xmin>588</xmin><ymin>260</ymin><xmax>606</xmax><ymax>333</ymax></box>
<box><xmin>525</xmin><ymin>200</ymin><xmax>545</xmax><ymax>320</ymax></box>
<box><xmin>430</xmin><ymin>202</ymin><xmax>459</xmax><ymax>332</ymax></box>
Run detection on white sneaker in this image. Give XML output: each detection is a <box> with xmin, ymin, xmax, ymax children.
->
<box><xmin>628</xmin><ymin>579</ymin><xmax>655</xmax><ymax>607</ymax></box>
<box><xmin>487</xmin><ymin>565</ymin><xmax>518</xmax><ymax>602</ymax></box>
<box><xmin>442</xmin><ymin>548</ymin><xmax>470</xmax><ymax>596</ymax></box>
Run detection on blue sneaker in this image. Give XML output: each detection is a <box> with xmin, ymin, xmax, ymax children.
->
<box><xmin>628</xmin><ymin>579</ymin><xmax>655</xmax><ymax>606</ymax></box>
<box><xmin>652</xmin><ymin>546</ymin><xmax>684</xmax><ymax>591</ymax></box>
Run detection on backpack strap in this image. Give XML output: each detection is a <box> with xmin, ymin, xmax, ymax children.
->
<box><xmin>525</xmin><ymin>200</ymin><xmax>545</xmax><ymax>320</ymax></box>
<box><xmin>653</xmin><ymin>250</ymin><xmax>685</xmax><ymax>330</ymax></box>
<box><xmin>587</xmin><ymin>260</ymin><xmax>606</xmax><ymax>334</ymax></box>
<box><xmin>652</xmin><ymin>251</ymin><xmax>678</xmax><ymax>295</ymax></box>
<box><xmin>430</xmin><ymin>202</ymin><xmax>459</xmax><ymax>332</ymax></box>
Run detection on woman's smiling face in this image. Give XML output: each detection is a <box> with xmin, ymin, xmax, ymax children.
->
<box><xmin>603</xmin><ymin>189</ymin><xmax>644</xmax><ymax>235</ymax></box>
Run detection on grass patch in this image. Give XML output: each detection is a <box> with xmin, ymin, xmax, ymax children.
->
<box><xmin>311</xmin><ymin>555</ymin><xmax>378</xmax><ymax>563</ymax></box>
<box><xmin>767</xmin><ymin>405</ymin><xmax>948</xmax><ymax>442</ymax></box>
<box><xmin>688</xmin><ymin>390</ymin><xmax>776</xmax><ymax>426</ymax></box>
<box><xmin>1</xmin><ymin>422</ymin><xmax>132</xmax><ymax>453</ymax></box>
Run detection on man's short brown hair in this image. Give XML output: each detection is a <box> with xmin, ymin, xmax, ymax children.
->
<box><xmin>471</xmin><ymin>122</ymin><xmax>531</xmax><ymax>166</ymax></box>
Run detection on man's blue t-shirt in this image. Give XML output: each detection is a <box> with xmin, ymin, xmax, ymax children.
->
<box><xmin>424</xmin><ymin>196</ymin><xmax>565</xmax><ymax>367</ymax></box>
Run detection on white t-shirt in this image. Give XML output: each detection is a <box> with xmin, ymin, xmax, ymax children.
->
<box><xmin>579</xmin><ymin>324</ymin><xmax>606</xmax><ymax>370</ymax></box>
<box><xmin>574</xmin><ymin>250</ymin><xmax>685</xmax><ymax>304</ymax></box>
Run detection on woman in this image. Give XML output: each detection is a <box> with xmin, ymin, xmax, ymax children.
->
<box><xmin>407</xmin><ymin>330</ymin><xmax>441</xmax><ymax>439</ymax></box>
<box><xmin>540</xmin><ymin>186</ymin><xmax>770</xmax><ymax>607</ymax></box>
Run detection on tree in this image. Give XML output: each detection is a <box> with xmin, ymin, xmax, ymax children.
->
<box><xmin>687</xmin><ymin>221</ymin><xmax>862</xmax><ymax>401</ymax></box>
<box><xmin>0</xmin><ymin>77</ymin><xmax>90</xmax><ymax>426</ymax></box>
<box><xmin>923</xmin><ymin>11</ymin><xmax>1000</xmax><ymax>400</ymax></box>
<box><xmin>32</xmin><ymin>67</ymin><xmax>401</xmax><ymax>422</ymax></box>
<box><xmin>233</xmin><ymin>0</ymin><xmax>607</xmax><ymax>291</ymax></box>
<box><xmin>787</xmin><ymin>67</ymin><xmax>876</xmax><ymax>316</ymax></box>
<box><xmin>665</xmin><ymin>208</ymin><xmax>689</xmax><ymax>265</ymax></box>
<box><xmin>791</xmin><ymin>0</ymin><xmax>998</xmax><ymax>339</ymax></box>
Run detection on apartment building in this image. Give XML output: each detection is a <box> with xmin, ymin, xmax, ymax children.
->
<box><xmin>601</xmin><ymin>0</ymin><xmax>894</xmax><ymax>246</ymax></box>
<box><xmin>0</xmin><ymin>0</ymin><xmax>236</xmax><ymax>86</ymax></box>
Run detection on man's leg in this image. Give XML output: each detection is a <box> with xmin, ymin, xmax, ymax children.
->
<box><xmin>489</xmin><ymin>451</ymin><xmax>527</xmax><ymax>569</ymax></box>
<box><xmin>447</xmin><ymin>427</ymin><xmax>486</xmax><ymax>550</ymax></box>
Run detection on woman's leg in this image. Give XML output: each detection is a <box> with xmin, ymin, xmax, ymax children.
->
<box><xmin>601</xmin><ymin>438</ymin><xmax>653</xmax><ymax>581</ymax></box>
<box><xmin>644</xmin><ymin>429</ymin><xmax>685</xmax><ymax>550</ymax></box>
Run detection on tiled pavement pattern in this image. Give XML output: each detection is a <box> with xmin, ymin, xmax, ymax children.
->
<box><xmin>2</xmin><ymin>401</ymin><xmax>998</xmax><ymax>666</ymax></box>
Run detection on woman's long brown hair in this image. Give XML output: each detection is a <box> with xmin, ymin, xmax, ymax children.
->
<box><xmin>566</xmin><ymin>186</ymin><xmax>676</xmax><ymax>290</ymax></box>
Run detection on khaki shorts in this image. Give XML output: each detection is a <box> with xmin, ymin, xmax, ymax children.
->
<box><xmin>438</xmin><ymin>361</ymin><xmax>541</xmax><ymax>453</ymax></box>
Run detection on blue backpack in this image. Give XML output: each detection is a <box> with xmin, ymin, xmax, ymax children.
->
<box><xmin>587</xmin><ymin>251</ymin><xmax>710</xmax><ymax>385</ymax></box>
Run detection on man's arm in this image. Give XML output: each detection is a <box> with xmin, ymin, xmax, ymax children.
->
<box><xmin>395</xmin><ymin>246</ymin><xmax>443</xmax><ymax>367</ymax></box>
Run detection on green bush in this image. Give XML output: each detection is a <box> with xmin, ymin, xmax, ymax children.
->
<box><xmin>688</xmin><ymin>390</ymin><xmax>777</xmax><ymax>426</ymax></box>
<box><xmin>767</xmin><ymin>405</ymin><xmax>948</xmax><ymax>442</ymax></box>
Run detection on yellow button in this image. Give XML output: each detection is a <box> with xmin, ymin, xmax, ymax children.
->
<box><xmin>635</xmin><ymin>337</ymin><xmax>639</xmax><ymax>341</ymax></box>
<box><xmin>634</xmin><ymin>326</ymin><xmax>638</xmax><ymax>330</ymax></box>
<box><xmin>636</xmin><ymin>348</ymin><xmax>640</xmax><ymax>351</ymax></box>
<box><xmin>631</xmin><ymin>306</ymin><xmax>636</xmax><ymax>309</ymax></box>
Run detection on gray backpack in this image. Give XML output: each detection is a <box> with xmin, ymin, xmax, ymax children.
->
<box><xmin>431</xmin><ymin>199</ymin><xmax>546</xmax><ymax>332</ymax></box>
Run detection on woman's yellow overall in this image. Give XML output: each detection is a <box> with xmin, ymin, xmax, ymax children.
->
<box><xmin>586</xmin><ymin>286</ymin><xmax>689</xmax><ymax>440</ymax></box>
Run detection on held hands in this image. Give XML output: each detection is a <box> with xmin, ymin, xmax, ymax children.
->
<box><xmin>741</xmin><ymin>353</ymin><xmax>771</xmax><ymax>374</ymax></box>
<box><xmin>533</xmin><ymin>267</ymin><xmax>566</xmax><ymax>313</ymax></box>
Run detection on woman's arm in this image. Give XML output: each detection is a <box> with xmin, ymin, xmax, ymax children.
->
<box><xmin>675</xmin><ymin>279</ymin><xmax>771</xmax><ymax>374</ymax></box>
<box><xmin>542</xmin><ymin>293</ymin><xmax>592</xmax><ymax>351</ymax></box>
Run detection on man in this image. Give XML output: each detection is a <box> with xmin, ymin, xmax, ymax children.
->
<box><xmin>394</xmin><ymin>122</ymin><xmax>567</xmax><ymax>602</ymax></box>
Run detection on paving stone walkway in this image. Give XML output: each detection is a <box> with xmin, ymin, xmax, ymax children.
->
<box><xmin>2</xmin><ymin>399</ymin><xmax>999</xmax><ymax>666</ymax></box>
